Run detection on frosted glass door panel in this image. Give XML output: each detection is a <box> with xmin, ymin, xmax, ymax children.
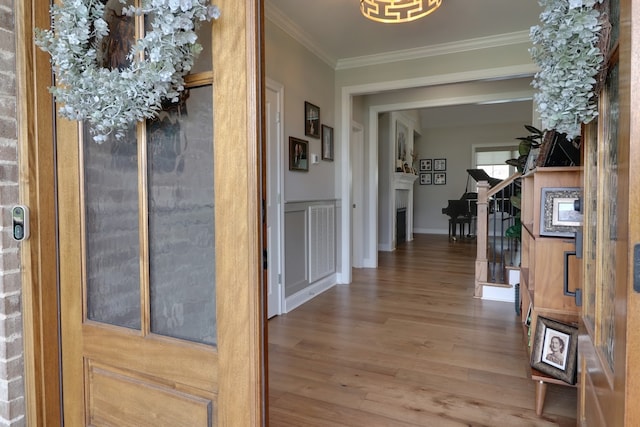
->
<box><xmin>84</xmin><ymin>126</ymin><xmax>142</xmax><ymax>329</ymax></box>
<box><xmin>147</xmin><ymin>86</ymin><xmax>217</xmax><ymax>345</ymax></box>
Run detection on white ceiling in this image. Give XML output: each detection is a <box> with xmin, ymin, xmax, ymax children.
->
<box><xmin>265</xmin><ymin>0</ymin><xmax>543</xmax><ymax>130</ymax></box>
<box><xmin>265</xmin><ymin>0</ymin><xmax>542</xmax><ymax>65</ymax></box>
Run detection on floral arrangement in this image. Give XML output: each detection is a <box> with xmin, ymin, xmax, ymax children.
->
<box><xmin>35</xmin><ymin>0</ymin><xmax>220</xmax><ymax>142</ymax></box>
<box><xmin>530</xmin><ymin>0</ymin><xmax>606</xmax><ymax>139</ymax></box>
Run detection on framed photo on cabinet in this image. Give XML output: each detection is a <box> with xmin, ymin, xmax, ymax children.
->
<box><xmin>540</xmin><ymin>187</ymin><xmax>583</xmax><ymax>237</ymax></box>
<box><xmin>530</xmin><ymin>316</ymin><xmax>578</xmax><ymax>384</ymax></box>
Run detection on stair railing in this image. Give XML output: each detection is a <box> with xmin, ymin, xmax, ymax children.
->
<box><xmin>474</xmin><ymin>172</ymin><xmax>521</xmax><ymax>298</ymax></box>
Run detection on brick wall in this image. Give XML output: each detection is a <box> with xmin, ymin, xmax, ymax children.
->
<box><xmin>0</xmin><ymin>0</ymin><xmax>26</xmax><ymax>425</ymax></box>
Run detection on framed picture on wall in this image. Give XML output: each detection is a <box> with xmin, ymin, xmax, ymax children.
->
<box><xmin>434</xmin><ymin>172</ymin><xmax>446</xmax><ymax>185</ymax></box>
<box><xmin>396</xmin><ymin>121</ymin><xmax>408</xmax><ymax>171</ymax></box>
<box><xmin>419</xmin><ymin>159</ymin><xmax>432</xmax><ymax>171</ymax></box>
<box><xmin>321</xmin><ymin>124</ymin><xmax>334</xmax><ymax>161</ymax></box>
<box><xmin>420</xmin><ymin>173</ymin><xmax>432</xmax><ymax>185</ymax></box>
<box><xmin>434</xmin><ymin>158</ymin><xmax>447</xmax><ymax>171</ymax></box>
<box><xmin>289</xmin><ymin>137</ymin><xmax>309</xmax><ymax>171</ymax></box>
<box><xmin>304</xmin><ymin>102</ymin><xmax>320</xmax><ymax>138</ymax></box>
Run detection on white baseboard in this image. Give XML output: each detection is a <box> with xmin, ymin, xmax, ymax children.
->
<box><xmin>284</xmin><ymin>274</ymin><xmax>336</xmax><ymax>313</ymax></box>
<box><xmin>378</xmin><ymin>243</ymin><xmax>394</xmax><ymax>251</ymax></box>
<box><xmin>362</xmin><ymin>257</ymin><xmax>376</xmax><ymax>268</ymax></box>
<box><xmin>482</xmin><ymin>285</ymin><xmax>515</xmax><ymax>303</ymax></box>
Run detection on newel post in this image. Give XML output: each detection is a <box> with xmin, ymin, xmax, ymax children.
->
<box><xmin>474</xmin><ymin>181</ymin><xmax>490</xmax><ymax>298</ymax></box>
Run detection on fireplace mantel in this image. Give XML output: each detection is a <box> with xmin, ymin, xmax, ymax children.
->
<box><xmin>394</xmin><ymin>172</ymin><xmax>418</xmax><ymax>190</ymax></box>
<box><xmin>390</xmin><ymin>172</ymin><xmax>418</xmax><ymax>249</ymax></box>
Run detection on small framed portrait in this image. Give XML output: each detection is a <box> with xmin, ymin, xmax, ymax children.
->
<box><xmin>420</xmin><ymin>173</ymin><xmax>432</xmax><ymax>185</ymax></box>
<box><xmin>523</xmin><ymin>147</ymin><xmax>540</xmax><ymax>174</ymax></box>
<box><xmin>419</xmin><ymin>159</ymin><xmax>432</xmax><ymax>171</ymax></box>
<box><xmin>530</xmin><ymin>316</ymin><xmax>578</xmax><ymax>384</ymax></box>
<box><xmin>540</xmin><ymin>187</ymin><xmax>583</xmax><ymax>237</ymax></box>
<box><xmin>434</xmin><ymin>172</ymin><xmax>446</xmax><ymax>185</ymax></box>
<box><xmin>289</xmin><ymin>137</ymin><xmax>309</xmax><ymax>171</ymax></box>
<box><xmin>525</xmin><ymin>303</ymin><xmax>533</xmax><ymax>328</ymax></box>
<box><xmin>321</xmin><ymin>124</ymin><xmax>334</xmax><ymax>161</ymax></box>
<box><xmin>433</xmin><ymin>158</ymin><xmax>447</xmax><ymax>171</ymax></box>
<box><xmin>304</xmin><ymin>102</ymin><xmax>320</xmax><ymax>138</ymax></box>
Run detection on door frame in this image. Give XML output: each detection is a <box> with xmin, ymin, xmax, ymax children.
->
<box><xmin>15</xmin><ymin>0</ymin><xmax>266</xmax><ymax>425</ymax></box>
<box><xmin>350</xmin><ymin>121</ymin><xmax>364</xmax><ymax>268</ymax></box>
<box><xmin>266</xmin><ymin>78</ymin><xmax>284</xmax><ymax>318</ymax></box>
<box><xmin>15</xmin><ymin>0</ymin><xmax>62</xmax><ymax>424</ymax></box>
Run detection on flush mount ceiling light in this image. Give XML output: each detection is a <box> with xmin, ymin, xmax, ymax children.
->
<box><xmin>360</xmin><ymin>0</ymin><xmax>442</xmax><ymax>24</ymax></box>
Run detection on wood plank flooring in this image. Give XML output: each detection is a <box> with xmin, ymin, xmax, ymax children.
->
<box><xmin>268</xmin><ymin>234</ymin><xmax>577</xmax><ymax>426</ymax></box>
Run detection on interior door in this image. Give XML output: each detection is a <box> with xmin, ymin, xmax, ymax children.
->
<box><xmin>266</xmin><ymin>81</ymin><xmax>283</xmax><ymax>318</ymax></box>
<box><xmin>55</xmin><ymin>1</ymin><xmax>264</xmax><ymax>425</ymax></box>
<box><xmin>578</xmin><ymin>0</ymin><xmax>640</xmax><ymax>424</ymax></box>
<box><xmin>351</xmin><ymin>122</ymin><xmax>364</xmax><ymax>268</ymax></box>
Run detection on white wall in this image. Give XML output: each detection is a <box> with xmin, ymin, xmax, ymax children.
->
<box><xmin>266</xmin><ymin>14</ymin><xmax>538</xmax><ymax>283</ymax></box>
<box><xmin>413</xmin><ymin>122</ymin><xmax>526</xmax><ymax>234</ymax></box>
<box><xmin>265</xmin><ymin>20</ymin><xmax>336</xmax><ymax>202</ymax></box>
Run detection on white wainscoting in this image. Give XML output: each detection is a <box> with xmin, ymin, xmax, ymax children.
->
<box><xmin>283</xmin><ymin>200</ymin><xmax>337</xmax><ymax>313</ymax></box>
<box><xmin>308</xmin><ymin>204</ymin><xmax>335</xmax><ymax>282</ymax></box>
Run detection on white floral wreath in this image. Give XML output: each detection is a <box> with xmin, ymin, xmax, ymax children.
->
<box><xmin>530</xmin><ymin>0</ymin><xmax>605</xmax><ymax>139</ymax></box>
<box><xmin>35</xmin><ymin>0</ymin><xmax>220</xmax><ymax>143</ymax></box>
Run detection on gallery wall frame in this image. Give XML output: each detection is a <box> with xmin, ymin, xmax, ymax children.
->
<box><xmin>321</xmin><ymin>124</ymin><xmax>334</xmax><ymax>161</ymax></box>
<box><xmin>434</xmin><ymin>172</ymin><xmax>446</xmax><ymax>185</ymax></box>
<box><xmin>419</xmin><ymin>158</ymin><xmax>432</xmax><ymax>171</ymax></box>
<box><xmin>433</xmin><ymin>158</ymin><xmax>447</xmax><ymax>171</ymax></box>
<box><xmin>289</xmin><ymin>136</ymin><xmax>309</xmax><ymax>171</ymax></box>
<box><xmin>420</xmin><ymin>173</ymin><xmax>432</xmax><ymax>185</ymax></box>
<box><xmin>304</xmin><ymin>101</ymin><xmax>320</xmax><ymax>138</ymax></box>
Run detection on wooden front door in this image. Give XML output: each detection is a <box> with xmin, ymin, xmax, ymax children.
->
<box><xmin>578</xmin><ymin>0</ymin><xmax>640</xmax><ymax>425</ymax></box>
<box><xmin>33</xmin><ymin>1</ymin><xmax>263</xmax><ymax>425</ymax></box>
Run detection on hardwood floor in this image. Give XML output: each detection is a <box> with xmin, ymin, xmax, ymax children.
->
<box><xmin>268</xmin><ymin>234</ymin><xmax>577</xmax><ymax>426</ymax></box>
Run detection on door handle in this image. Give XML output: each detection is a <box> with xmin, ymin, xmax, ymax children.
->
<box><xmin>564</xmin><ymin>250</ymin><xmax>582</xmax><ymax>306</ymax></box>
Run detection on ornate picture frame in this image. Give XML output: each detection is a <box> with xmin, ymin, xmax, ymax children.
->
<box><xmin>540</xmin><ymin>187</ymin><xmax>583</xmax><ymax>237</ymax></box>
<box><xmin>530</xmin><ymin>316</ymin><xmax>578</xmax><ymax>384</ymax></box>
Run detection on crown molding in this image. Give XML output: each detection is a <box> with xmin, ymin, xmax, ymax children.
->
<box><xmin>335</xmin><ymin>31</ymin><xmax>532</xmax><ymax>70</ymax></box>
<box><xmin>265</xmin><ymin>3</ymin><xmax>532</xmax><ymax>72</ymax></box>
<box><xmin>265</xmin><ymin>4</ymin><xmax>337</xmax><ymax>69</ymax></box>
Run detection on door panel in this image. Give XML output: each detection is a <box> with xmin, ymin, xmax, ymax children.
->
<box><xmin>56</xmin><ymin>0</ymin><xmax>264</xmax><ymax>425</ymax></box>
<box><xmin>266</xmin><ymin>83</ymin><xmax>282</xmax><ymax>318</ymax></box>
<box><xmin>579</xmin><ymin>0</ymin><xmax>640</xmax><ymax>424</ymax></box>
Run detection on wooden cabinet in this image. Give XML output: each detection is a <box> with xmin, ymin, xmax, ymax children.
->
<box><xmin>520</xmin><ymin>166</ymin><xmax>581</xmax><ymax>347</ymax></box>
<box><xmin>518</xmin><ymin>167</ymin><xmax>581</xmax><ymax>415</ymax></box>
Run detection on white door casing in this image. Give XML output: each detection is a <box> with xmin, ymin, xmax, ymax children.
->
<box><xmin>266</xmin><ymin>79</ymin><xmax>284</xmax><ymax>318</ymax></box>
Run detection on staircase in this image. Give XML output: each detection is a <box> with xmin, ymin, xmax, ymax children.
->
<box><xmin>474</xmin><ymin>172</ymin><xmax>521</xmax><ymax>299</ymax></box>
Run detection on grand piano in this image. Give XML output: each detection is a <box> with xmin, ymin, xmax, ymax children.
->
<box><xmin>442</xmin><ymin>169</ymin><xmax>504</xmax><ymax>240</ymax></box>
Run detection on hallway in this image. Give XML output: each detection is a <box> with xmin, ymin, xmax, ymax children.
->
<box><xmin>268</xmin><ymin>234</ymin><xmax>577</xmax><ymax>426</ymax></box>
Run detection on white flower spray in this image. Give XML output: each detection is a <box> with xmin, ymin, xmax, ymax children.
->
<box><xmin>36</xmin><ymin>0</ymin><xmax>220</xmax><ymax>142</ymax></box>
